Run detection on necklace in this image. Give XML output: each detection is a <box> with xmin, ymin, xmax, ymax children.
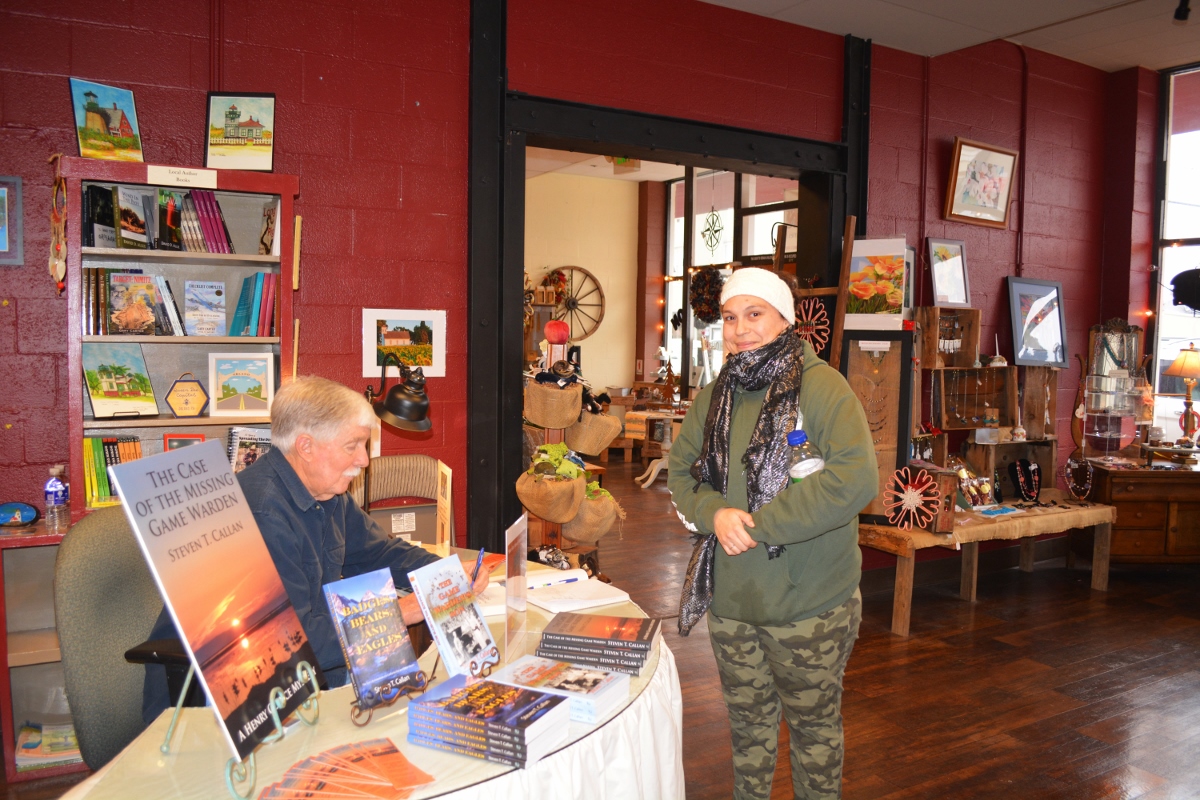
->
<box><xmin>852</xmin><ymin>374</ymin><xmax>888</xmax><ymax>444</ymax></box>
<box><xmin>1010</xmin><ymin>459</ymin><xmax>1040</xmax><ymax>501</ymax></box>
<box><xmin>1064</xmin><ymin>456</ymin><xmax>1094</xmax><ymax>501</ymax></box>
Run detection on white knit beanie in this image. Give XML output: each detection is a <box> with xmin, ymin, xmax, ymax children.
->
<box><xmin>719</xmin><ymin>267</ymin><xmax>796</xmax><ymax>325</ymax></box>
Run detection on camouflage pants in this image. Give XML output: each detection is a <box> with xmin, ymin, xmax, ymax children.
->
<box><xmin>707</xmin><ymin>589</ymin><xmax>861</xmax><ymax>800</ymax></box>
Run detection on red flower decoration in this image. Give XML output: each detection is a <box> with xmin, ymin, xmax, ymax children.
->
<box><xmin>795</xmin><ymin>298</ymin><xmax>831</xmax><ymax>353</ymax></box>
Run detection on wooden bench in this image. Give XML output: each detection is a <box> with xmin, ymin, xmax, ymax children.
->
<box><xmin>858</xmin><ymin>489</ymin><xmax>1115</xmax><ymax>637</ymax></box>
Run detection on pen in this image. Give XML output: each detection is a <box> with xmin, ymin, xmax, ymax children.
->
<box><xmin>471</xmin><ymin>547</ymin><xmax>486</xmax><ymax>582</ymax></box>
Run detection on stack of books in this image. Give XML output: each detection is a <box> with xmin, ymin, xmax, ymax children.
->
<box><xmin>407</xmin><ymin>676</ymin><xmax>570</xmax><ymax>767</ymax></box>
<box><xmin>490</xmin><ymin>654</ymin><xmax>630</xmax><ymax>724</ymax></box>
<box><xmin>82</xmin><ymin>436</ymin><xmax>143</xmax><ymax>508</ymax></box>
<box><xmin>14</xmin><ymin>722</ymin><xmax>83</xmax><ymax>772</ymax></box>
<box><xmin>227</xmin><ymin>271</ymin><xmax>277</xmax><ymax>337</ymax></box>
<box><xmin>535</xmin><ymin>612</ymin><xmax>662</xmax><ymax>678</ymax></box>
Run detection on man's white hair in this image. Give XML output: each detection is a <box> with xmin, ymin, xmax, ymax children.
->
<box><xmin>271</xmin><ymin>376</ymin><xmax>374</xmax><ymax>454</ymax></box>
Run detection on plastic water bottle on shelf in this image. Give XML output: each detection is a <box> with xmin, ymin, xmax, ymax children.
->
<box><xmin>787</xmin><ymin>430</ymin><xmax>825</xmax><ymax>482</ymax></box>
<box><xmin>43</xmin><ymin>465</ymin><xmax>70</xmax><ymax>533</ymax></box>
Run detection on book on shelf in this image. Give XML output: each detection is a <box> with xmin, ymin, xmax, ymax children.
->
<box><xmin>83</xmin><ymin>184</ymin><xmax>116</xmax><ymax>248</ymax></box>
<box><xmin>227</xmin><ymin>427</ymin><xmax>272</xmax><ymax>473</ymax></box>
<box><xmin>81</xmin><ymin>342</ymin><xmax>157</xmax><ymax>418</ymax></box>
<box><xmin>322</xmin><ymin>568</ymin><xmax>423</xmax><ymax>710</ymax></box>
<box><xmin>228</xmin><ymin>277</ymin><xmax>254</xmax><ymax>336</ymax></box>
<box><xmin>258</xmin><ymin>201</ymin><xmax>277</xmax><ymax>255</ymax></box>
<box><xmin>489</xmin><ymin>654</ymin><xmax>630</xmax><ymax>724</ymax></box>
<box><xmin>14</xmin><ymin>723</ymin><xmax>82</xmax><ymax>772</ymax></box>
<box><xmin>184</xmin><ymin>280</ymin><xmax>226</xmax><ymax>336</ymax></box>
<box><xmin>157</xmin><ymin>189</ymin><xmax>184</xmax><ymax>251</ymax></box>
<box><xmin>108</xmin><ymin>440</ymin><xmax>322</xmax><ymax>762</ymax></box>
<box><xmin>247</xmin><ymin>271</ymin><xmax>264</xmax><ymax>338</ymax></box>
<box><xmin>107</xmin><ymin>273</ymin><xmax>158</xmax><ymax>335</ymax></box>
<box><xmin>524</xmin><ymin>578</ymin><xmax>631</xmax><ymax>614</ymax></box>
<box><xmin>180</xmin><ymin>194</ymin><xmax>206</xmax><ymax>252</ymax></box>
<box><xmin>140</xmin><ymin>192</ymin><xmax>158</xmax><ymax>250</ymax></box>
<box><xmin>210</xmin><ymin>191</ymin><xmax>237</xmax><ymax>254</ymax></box>
<box><xmin>406</xmin><ymin>555</ymin><xmax>499</xmax><ymax>678</ymax></box>
<box><xmin>257</xmin><ymin>272</ymin><xmax>276</xmax><ymax>336</ymax></box>
<box><xmin>113</xmin><ymin>186</ymin><xmax>149</xmax><ymax>249</ymax></box>
<box><xmin>539</xmin><ymin>611</ymin><xmax>661</xmax><ymax>652</ymax></box>
<box><xmin>153</xmin><ymin>276</ymin><xmax>186</xmax><ymax>336</ymax></box>
<box><xmin>406</xmin><ymin>675</ymin><xmax>570</xmax><ymax>766</ymax></box>
<box><xmin>83</xmin><ymin>435</ymin><xmax>143</xmax><ymax>508</ymax></box>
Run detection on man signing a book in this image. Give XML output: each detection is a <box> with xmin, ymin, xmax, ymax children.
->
<box><xmin>143</xmin><ymin>376</ymin><xmax>488</xmax><ymax>721</ymax></box>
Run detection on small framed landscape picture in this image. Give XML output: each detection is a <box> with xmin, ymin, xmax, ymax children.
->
<box><xmin>163</xmin><ymin>433</ymin><xmax>206</xmax><ymax>450</ymax></box>
<box><xmin>0</xmin><ymin>176</ymin><xmax>22</xmax><ymax>267</ymax></box>
<box><xmin>928</xmin><ymin>238</ymin><xmax>971</xmax><ymax>308</ymax></box>
<box><xmin>205</xmin><ymin>92</ymin><xmax>275</xmax><ymax>171</ymax></box>
<box><xmin>208</xmin><ymin>353</ymin><xmax>274</xmax><ymax>417</ymax></box>
<box><xmin>1007</xmin><ymin>277</ymin><xmax>1068</xmax><ymax>369</ymax></box>
<box><xmin>944</xmin><ymin>137</ymin><xmax>1018</xmax><ymax>229</ymax></box>
<box><xmin>362</xmin><ymin>309</ymin><xmax>447</xmax><ymax>379</ymax></box>
<box><xmin>69</xmin><ymin>78</ymin><xmax>143</xmax><ymax>162</ymax></box>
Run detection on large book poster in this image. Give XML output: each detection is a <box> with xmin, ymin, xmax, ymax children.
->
<box><xmin>108</xmin><ymin>440</ymin><xmax>319</xmax><ymax>761</ymax></box>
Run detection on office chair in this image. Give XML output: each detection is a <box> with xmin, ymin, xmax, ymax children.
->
<box><xmin>53</xmin><ymin>507</ymin><xmax>163</xmax><ymax>770</ymax></box>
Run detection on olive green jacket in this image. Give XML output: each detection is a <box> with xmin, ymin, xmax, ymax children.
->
<box><xmin>667</xmin><ymin>340</ymin><xmax>878</xmax><ymax>626</ymax></box>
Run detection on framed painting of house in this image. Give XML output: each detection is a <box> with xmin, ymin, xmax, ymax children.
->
<box><xmin>69</xmin><ymin>78</ymin><xmax>143</xmax><ymax>162</ymax></box>
<box><xmin>205</xmin><ymin>92</ymin><xmax>276</xmax><ymax>171</ymax></box>
<box><xmin>81</xmin><ymin>343</ymin><xmax>157</xmax><ymax>418</ymax></box>
<box><xmin>362</xmin><ymin>308</ymin><xmax>447</xmax><ymax>378</ymax></box>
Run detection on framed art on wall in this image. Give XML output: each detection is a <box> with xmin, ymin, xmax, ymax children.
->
<box><xmin>943</xmin><ymin>137</ymin><xmax>1018</xmax><ymax>229</ymax></box>
<box><xmin>164</xmin><ymin>433</ymin><xmax>207</xmax><ymax>450</ymax></box>
<box><xmin>1007</xmin><ymin>277</ymin><xmax>1068</xmax><ymax>368</ymax></box>
<box><xmin>362</xmin><ymin>309</ymin><xmax>447</xmax><ymax>378</ymax></box>
<box><xmin>205</xmin><ymin>92</ymin><xmax>276</xmax><ymax>171</ymax></box>
<box><xmin>928</xmin><ymin>238</ymin><xmax>970</xmax><ymax>307</ymax></box>
<box><xmin>208</xmin><ymin>353</ymin><xmax>274</xmax><ymax>417</ymax></box>
<box><xmin>69</xmin><ymin>78</ymin><xmax>144</xmax><ymax>162</ymax></box>
<box><xmin>0</xmin><ymin>176</ymin><xmax>22</xmax><ymax>266</ymax></box>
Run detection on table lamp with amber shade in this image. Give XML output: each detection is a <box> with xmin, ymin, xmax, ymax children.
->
<box><xmin>1163</xmin><ymin>343</ymin><xmax>1200</xmax><ymax>446</ymax></box>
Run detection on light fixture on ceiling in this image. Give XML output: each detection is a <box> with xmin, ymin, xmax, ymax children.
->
<box><xmin>1175</xmin><ymin>0</ymin><xmax>1190</xmax><ymax>25</ymax></box>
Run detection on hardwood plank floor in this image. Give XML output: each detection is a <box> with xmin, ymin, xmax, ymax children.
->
<box><xmin>10</xmin><ymin>458</ymin><xmax>1199</xmax><ymax>799</ymax></box>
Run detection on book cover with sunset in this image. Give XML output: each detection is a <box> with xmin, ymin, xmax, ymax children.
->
<box><xmin>108</xmin><ymin>439</ymin><xmax>320</xmax><ymax>761</ymax></box>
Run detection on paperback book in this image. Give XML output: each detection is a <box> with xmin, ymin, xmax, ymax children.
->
<box><xmin>107</xmin><ymin>273</ymin><xmax>159</xmax><ymax>335</ymax></box>
<box><xmin>157</xmin><ymin>189</ymin><xmax>184</xmax><ymax>251</ymax></box>
<box><xmin>108</xmin><ymin>440</ymin><xmax>322</xmax><ymax>761</ymax></box>
<box><xmin>84</xmin><ymin>184</ymin><xmax>116</xmax><ymax>248</ymax></box>
<box><xmin>113</xmin><ymin>186</ymin><xmax>148</xmax><ymax>249</ymax></box>
<box><xmin>322</xmin><ymin>568</ymin><xmax>422</xmax><ymax>709</ymax></box>
<box><xmin>406</xmin><ymin>555</ymin><xmax>499</xmax><ymax>677</ymax></box>
<box><xmin>226</xmin><ymin>427</ymin><xmax>271</xmax><ymax>473</ymax></box>
<box><xmin>532</xmin><ymin>644</ymin><xmax>651</xmax><ymax>677</ymax></box>
<box><xmin>539</xmin><ymin>612</ymin><xmax>661</xmax><ymax>651</ymax></box>
<box><xmin>489</xmin><ymin>654</ymin><xmax>629</xmax><ymax>724</ymax></box>
<box><xmin>184</xmin><ymin>280</ymin><xmax>226</xmax><ymax>336</ymax></box>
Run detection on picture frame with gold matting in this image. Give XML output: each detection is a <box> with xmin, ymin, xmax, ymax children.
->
<box><xmin>165</xmin><ymin>372</ymin><xmax>209</xmax><ymax>417</ymax></box>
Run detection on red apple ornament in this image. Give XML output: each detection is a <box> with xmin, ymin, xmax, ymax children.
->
<box><xmin>544</xmin><ymin>319</ymin><xmax>570</xmax><ymax>344</ymax></box>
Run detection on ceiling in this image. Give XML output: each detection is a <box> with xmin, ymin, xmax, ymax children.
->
<box><xmin>700</xmin><ymin>0</ymin><xmax>1200</xmax><ymax>71</ymax></box>
<box><xmin>525</xmin><ymin>147</ymin><xmax>686</xmax><ymax>182</ymax></box>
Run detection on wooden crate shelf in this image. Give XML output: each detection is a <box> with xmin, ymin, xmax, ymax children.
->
<box><xmin>963</xmin><ymin>439</ymin><xmax>1058</xmax><ymax>502</ymax></box>
<box><xmin>935</xmin><ymin>366</ymin><xmax>1019</xmax><ymax>431</ymax></box>
<box><xmin>1021</xmin><ymin>366</ymin><xmax>1060</xmax><ymax>441</ymax></box>
<box><xmin>916</xmin><ymin>307</ymin><xmax>981</xmax><ymax>370</ymax></box>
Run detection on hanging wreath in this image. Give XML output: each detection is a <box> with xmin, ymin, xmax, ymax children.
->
<box><xmin>540</xmin><ymin>269</ymin><xmax>568</xmax><ymax>305</ymax></box>
<box><xmin>883</xmin><ymin>467</ymin><xmax>941</xmax><ymax>531</ymax></box>
<box><xmin>689</xmin><ymin>267</ymin><xmax>725</xmax><ymax>326</ymax></box>
<box><xmin>795</xmin><ymin>297</ymin><xmax>830</xmax><ymax>353</ymax></box>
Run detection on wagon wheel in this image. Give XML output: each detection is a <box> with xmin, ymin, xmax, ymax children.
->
<box><xmin>551</xmin><ymin>266</ymin><xmax>606</xmax><ymax>341</ymax></box>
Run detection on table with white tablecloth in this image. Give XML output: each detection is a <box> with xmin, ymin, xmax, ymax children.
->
<box><xmin>61</xmin><ymin>598</ymin><xmax>684</xmax><ymax>800</ymax></box>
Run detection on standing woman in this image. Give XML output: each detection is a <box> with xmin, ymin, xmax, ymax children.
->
<box><xmin>668</xmin><ymin>268</ymin><xmax>878</xmax><ymax>799</ymax></box>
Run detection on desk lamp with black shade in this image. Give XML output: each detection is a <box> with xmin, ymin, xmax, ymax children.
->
<box><xmin>362</xmin><ymin>353</ymin><xmax>431</xmax><ymax>510</ymax></box>
<box><xmin>1164</xmin><ymin>343</ymin><xmax>1200</xmax><ymax>447</ymax></box>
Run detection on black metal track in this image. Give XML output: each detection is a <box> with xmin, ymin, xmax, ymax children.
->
<box><xmin>843</xmin><ymin>34</ymin><xmax>872</xmax><ymax>236</ymax></box>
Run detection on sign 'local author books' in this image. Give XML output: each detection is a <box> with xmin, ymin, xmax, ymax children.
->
<box><xmin>407</xmin><ymin>555</ymin><xmax>499</xmax><ymax>678</ymax></box>
<box><xmin>108</xmin><ymin>439</ymin><xmax>320</xmax><ymax>761</ymax></box>
<box><xmin>323</xmin><ymin>568</ymin><xmax>422</xmax><ymax>710</ymax></box>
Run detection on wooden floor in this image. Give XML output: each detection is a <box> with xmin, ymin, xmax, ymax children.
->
<box><xmin>11</xmin><ymin>459</ymin><xmax>1200</xmax><ymax>799</ymax></box>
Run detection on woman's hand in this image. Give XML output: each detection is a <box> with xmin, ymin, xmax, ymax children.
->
<box><xmin>713</xmin><ymin>507</ymin><xmax>757</xmax><ymax>556</ymax></box>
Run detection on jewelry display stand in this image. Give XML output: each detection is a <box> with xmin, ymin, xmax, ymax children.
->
<box><xmin>158</xmin><ymin>661</ymin><xmax>322</xmax><ymax>800</ymax></box>
<box><xmin>934</xmin><ymin>367</ymin><xmax>1018</xmax><ymax>431</ymax></box>
<box><xmin>916</xmin><ymin>307</ymin><xmax>981</xmax><ymax>369</ymax></box>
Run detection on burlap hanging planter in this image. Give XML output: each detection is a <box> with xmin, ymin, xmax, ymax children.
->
<box><xmin>564</xmin><ymin>412</ymin><xmax>622</xmax><ymax>456</ymax></box>
<box><xmin>524</xmin><ymin>382</ymin><xmax>583</xmax><ymax>429</ymax></box>
<box><xmin>563</xmin><ymin>495</ymin><xmax>626</xmax><ymax>543</ymax></box>
<box><xmin>515</xmin><ymin>472</ymin><xmax>585</xmax><ymax>523</ymax></box>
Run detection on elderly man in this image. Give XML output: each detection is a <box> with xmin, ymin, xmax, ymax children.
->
<box><xmin>143</xmin><ymin>376</ymin><xmax>483</xmax><ymax>720</ymax></box>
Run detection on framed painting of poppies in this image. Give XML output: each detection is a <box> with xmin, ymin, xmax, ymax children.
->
<box><xmin>944</xmin><ymin>137</ymin><xmax>1019</xmax><ymax>229</ymax></box>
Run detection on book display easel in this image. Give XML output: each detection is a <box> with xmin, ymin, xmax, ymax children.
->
<box><xmin>60</xmin><ymin>157</ymin><xmax>299</xmax><ymax>523</ymax></box>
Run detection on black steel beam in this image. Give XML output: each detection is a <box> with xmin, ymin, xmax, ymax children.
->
<box><xmin>843</xmin><ymin>34</ymin><xmax>871</xmax><ymax>236</ymax></box>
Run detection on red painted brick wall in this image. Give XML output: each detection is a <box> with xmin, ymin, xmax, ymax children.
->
<box><xmin>0</xmin><ymin>0</ymin><xmax>473</xmax><ymax>540</ymax></box>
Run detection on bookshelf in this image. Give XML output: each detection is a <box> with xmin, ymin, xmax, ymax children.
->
<box><xmin>61</xmin><ymin>157</ymin><xmax>299</xmax><ymax>522</ymax></box>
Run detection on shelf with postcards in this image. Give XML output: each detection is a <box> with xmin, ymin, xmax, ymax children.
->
<box><xmin>61</xmin><ymin>157</ymin><xmax>299</xmax><ymax>522</ymax></box>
